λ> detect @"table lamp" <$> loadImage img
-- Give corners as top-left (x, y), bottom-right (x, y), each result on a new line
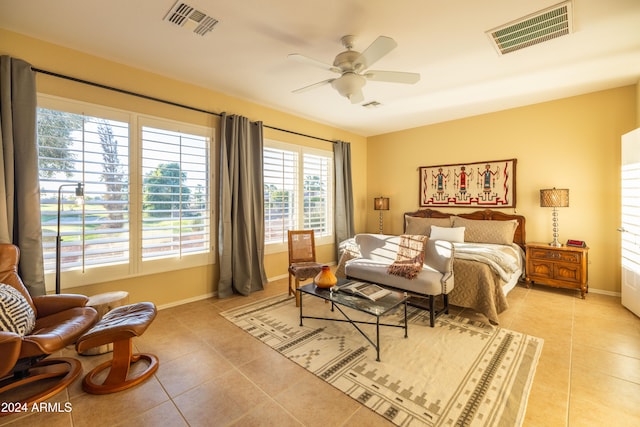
top-left (539, 187), bottom-right (569, 247)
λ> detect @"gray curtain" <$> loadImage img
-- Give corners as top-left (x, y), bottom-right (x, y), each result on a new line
top-left (0, 56), bottom-right (45, 296)
top-left (218, 113), bottom-right (267, 297)
top-left (334, 140), bottom-right (355, 258)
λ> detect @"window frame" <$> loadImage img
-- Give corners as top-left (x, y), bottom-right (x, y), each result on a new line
top-left (37, 95), bottom-right (215, 290)
top-left (263, 139), bottom-right (334, 255)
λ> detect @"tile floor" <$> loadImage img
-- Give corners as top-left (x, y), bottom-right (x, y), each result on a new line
top-left (1, 279), bottom-right (639, 426)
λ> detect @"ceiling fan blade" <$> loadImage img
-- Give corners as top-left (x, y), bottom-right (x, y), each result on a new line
top-left (365, 70), bottom-right (421, 84)
top-left (288, 53), bottom-right (341, 73)
top-left (292, 78), bottom-right (335, 94)
top-left (348, 89), bottom-right (364, 104)
top-left (355, 36), bottom-right (397, 70)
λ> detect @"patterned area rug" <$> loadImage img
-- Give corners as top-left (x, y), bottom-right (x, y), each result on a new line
top-left (221, 294), bottom-right (543, 427)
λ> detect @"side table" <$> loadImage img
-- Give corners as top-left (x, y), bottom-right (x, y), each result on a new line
top-left (79, 291), bottom-right (130, 355)
top-left (525, 242), bottom-right (589, 298)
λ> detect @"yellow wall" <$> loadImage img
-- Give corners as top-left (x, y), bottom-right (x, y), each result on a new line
top-left (0, 29), bottom-right (368, 306)
top-left (368, 86), bottom-right (637, 294)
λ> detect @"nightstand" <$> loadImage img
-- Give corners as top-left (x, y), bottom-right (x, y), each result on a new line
top-left (525, 242), bottom-right (589, 298)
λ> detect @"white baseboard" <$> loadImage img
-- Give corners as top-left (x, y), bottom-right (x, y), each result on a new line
top-left (157, 292), bottom-right (217, 310)
top-left (588, 288), bottom-right (621, 297)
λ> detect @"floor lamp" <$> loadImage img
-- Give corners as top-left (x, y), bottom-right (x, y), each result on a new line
top-left (374, 196), bottom-right (389, 234)
top-left (56, 183), bottom-right (84, 294)
top-left (540, 187), bottom-right (569, 247)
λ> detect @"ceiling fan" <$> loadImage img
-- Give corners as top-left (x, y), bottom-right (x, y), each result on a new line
top-left (289, 35), bottom-right (420, 104)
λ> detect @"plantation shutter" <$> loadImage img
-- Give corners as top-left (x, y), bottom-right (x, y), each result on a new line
top-left (141, 126), bottom-right (210, 259)
top-left (37, 108), bottom-right (130, 272)
top-left (303, 153), bottom-right (331, 236)
top-left (263, 147), bottom-right (297, 244)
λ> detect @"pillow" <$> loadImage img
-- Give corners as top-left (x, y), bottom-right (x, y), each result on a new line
top-left (430, 225), bottom-right (465, 243)
top-left (404, 216), bottom-right (452, 236)
top-left (0, 283), bottom-right (36, 336)
top-left (451, 217), bottom-right (518, 245)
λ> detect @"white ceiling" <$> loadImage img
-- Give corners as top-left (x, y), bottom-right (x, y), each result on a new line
top-left (1, 0), bottom-right (639, 136)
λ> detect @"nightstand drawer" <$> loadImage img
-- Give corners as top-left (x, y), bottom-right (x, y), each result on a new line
top-left (529, 248), bottom-right (582, 264)
top-left (554, 263), bottom-right (583, 284)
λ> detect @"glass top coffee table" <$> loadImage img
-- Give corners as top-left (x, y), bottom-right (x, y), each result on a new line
top-left (298, 278), bottom-right (408, 361)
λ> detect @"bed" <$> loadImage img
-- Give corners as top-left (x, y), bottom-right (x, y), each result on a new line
top-left (403, 208), bottom-right (526, 324)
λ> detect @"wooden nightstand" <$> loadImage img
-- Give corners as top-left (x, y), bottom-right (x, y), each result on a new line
top-left (525, 242), bottom-right (589, 298)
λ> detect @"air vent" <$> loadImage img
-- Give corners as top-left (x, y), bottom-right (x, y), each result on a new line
top-left (487, 1), bottom-right (572, 55)
top-left (164, 1), bottom-right (219, 36)
top-left (362, 101), bottom-right (382, 109)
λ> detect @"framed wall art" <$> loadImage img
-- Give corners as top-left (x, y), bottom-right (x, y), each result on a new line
top-left (419, 158), bottom-right (516, 208)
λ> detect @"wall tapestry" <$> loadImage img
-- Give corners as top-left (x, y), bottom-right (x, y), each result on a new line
top-left (419, 158), bottom-right (516, 208)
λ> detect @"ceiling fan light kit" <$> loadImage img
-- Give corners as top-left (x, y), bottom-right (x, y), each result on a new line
top-left (290, 35), bottom-right (420, 104)
top-left (331, 73), bottom-right (366, 104)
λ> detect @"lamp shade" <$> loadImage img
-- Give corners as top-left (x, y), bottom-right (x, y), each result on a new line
top-left (540, 188), bottom-right (569, 208)
top-left (374, 197), bottom-right (389, 210)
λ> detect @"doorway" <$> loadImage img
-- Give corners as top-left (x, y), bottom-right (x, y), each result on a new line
top-left (621, 128), bottom-right (640, 317)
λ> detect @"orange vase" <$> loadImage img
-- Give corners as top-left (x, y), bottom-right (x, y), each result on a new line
top-left (314, 265), bottom-right (337, 288)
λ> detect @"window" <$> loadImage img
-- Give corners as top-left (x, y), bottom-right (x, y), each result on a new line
top-left (141, 119), bottom-right (210, 260)
top-left (37, 96), bottom-right (213, 288)
top-left (264, 140), bottom-right (333, 250)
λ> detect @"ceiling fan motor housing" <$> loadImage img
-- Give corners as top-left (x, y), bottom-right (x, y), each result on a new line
top-left (333, 50), bottom-right (363, 72)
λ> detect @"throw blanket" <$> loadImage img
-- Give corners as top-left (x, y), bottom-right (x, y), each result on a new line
top-left (387, 234), bottom-right (427, 279)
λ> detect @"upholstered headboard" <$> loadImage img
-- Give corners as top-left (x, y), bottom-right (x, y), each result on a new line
top-left (403, 208), bottom-right (526, 251)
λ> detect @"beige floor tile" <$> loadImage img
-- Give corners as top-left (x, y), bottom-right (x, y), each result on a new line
top-left (273, 373), bottom-right (361, 427)
top-left (203, 325), bottom-right (278, 366)
top-left (172, 369), bottom-right (268, 426)
top-left (116, 400), bottom-right (188, 427)
top-left (569, 368), bottom-right (640, 426)
top-left (155, 346), bottom-right (234, 397)
top-left (69, 377), bottom-right (169, 427)
top-left (572, 343), bottom-right (640, 385)
top-left (228, 399), bottom-right (303, 427)
top-left (235, 347), bottom-right (308, 396)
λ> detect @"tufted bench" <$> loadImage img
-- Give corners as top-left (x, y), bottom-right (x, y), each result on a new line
top-left (75, 302), bottom-right (158, 394)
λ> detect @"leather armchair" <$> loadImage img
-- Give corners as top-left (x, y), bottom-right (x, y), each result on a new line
top-left (0, 244), bottom-right (98, 408)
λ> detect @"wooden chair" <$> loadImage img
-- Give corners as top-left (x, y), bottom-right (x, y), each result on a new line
top-left (288, 230), bottom-right (323, 306)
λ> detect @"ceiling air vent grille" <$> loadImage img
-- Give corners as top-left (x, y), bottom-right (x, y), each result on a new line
top-left (164, 1), bottom-right (219, 36)
top-left (487, 1), bottom-right (572, 55)
top-left (362, 101), bottom-right (382, 109)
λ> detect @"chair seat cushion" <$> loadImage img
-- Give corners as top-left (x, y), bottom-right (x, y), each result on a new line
top-left (289, 262), bottom-right (323, 279)
top-left (20, 307), bottom-right (98, 356)
top-left (0, 283), bottom-right (36, 336)
top-left (345, 259), bottom-right (447, 295)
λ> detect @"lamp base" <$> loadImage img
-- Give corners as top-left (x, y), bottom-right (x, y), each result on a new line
top-left (549, 241), bottom-right (563, 247)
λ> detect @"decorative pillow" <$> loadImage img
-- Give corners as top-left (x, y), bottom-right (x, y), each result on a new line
top-left (451, 217), bottom-right (518, 245)
top-left (405, 216), bottom-right (452, 236)
top-left (430, 225), bottom-right (465, 243)
top-left (0, 283), bottom-right (36, 336)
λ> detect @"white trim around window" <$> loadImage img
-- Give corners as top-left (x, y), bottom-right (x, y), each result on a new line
top-left (37, 95), bottom-right (214, 291)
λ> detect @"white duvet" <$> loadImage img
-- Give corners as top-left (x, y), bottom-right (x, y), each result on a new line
top-left (452, 242), bottom-right (525, 282)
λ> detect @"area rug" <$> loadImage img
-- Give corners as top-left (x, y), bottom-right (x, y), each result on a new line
top-left (221, 294), bottom-right (543, 427)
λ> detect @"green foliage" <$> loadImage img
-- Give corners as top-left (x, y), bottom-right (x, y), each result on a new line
top-left (37, 108), bottom-right (81, 178)
top-left (143, 162), bottom-right (191, 217)
top-left (98, 121), bottom-right (128, 226)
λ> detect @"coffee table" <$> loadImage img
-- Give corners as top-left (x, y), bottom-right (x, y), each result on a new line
top-left (298, 278), bottom-right (408, 361)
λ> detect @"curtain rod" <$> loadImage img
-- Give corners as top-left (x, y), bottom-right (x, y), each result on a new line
top-left (32, 67), bottom-right (337, 144)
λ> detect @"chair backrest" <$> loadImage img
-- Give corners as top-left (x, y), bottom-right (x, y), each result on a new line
top-left (288, 230), bottom-right (317, 264)
top-left (0, 244), bottom-right (35, 312)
